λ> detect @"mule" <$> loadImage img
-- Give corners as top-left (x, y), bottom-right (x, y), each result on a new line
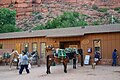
top-left (9, 50), bottom-right (19, 70)
top-left (46, 48), bottom-right (83, 74)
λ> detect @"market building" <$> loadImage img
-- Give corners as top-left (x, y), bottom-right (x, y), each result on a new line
top-left (0, 24), bottom-right (120, 65)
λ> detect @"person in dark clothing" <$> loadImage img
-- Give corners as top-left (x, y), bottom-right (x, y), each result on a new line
top-left (112, 49), bottom-right (117, 66)
top-left (78, 49), bottom-right (84, 66)
top-left (94, 51), bottom-right (100, 65)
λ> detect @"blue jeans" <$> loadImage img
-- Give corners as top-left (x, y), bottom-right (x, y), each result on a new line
top-left (19, 65), bottom-right (30, 74)
top-left (112, 59), bottom-right (117, 66)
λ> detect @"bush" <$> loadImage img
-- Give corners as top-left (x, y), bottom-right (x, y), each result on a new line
top-left (81, 4), bottom-right (88, 8)
top-left (114, 7), bottom-right (120, 11)
top-left (33, 24), bottom-right (45, 30)
top-left (109, 16), bottom-right (120, 24)
top-left (33, 12), bottom-right (88, 30)
top-left (97, 8), bottom-right (108, 13)
top-left (118, 10), bottom-right (120, 13)
top-left (92, 21), bottom-right (101, 25)
top-left (92, 5), bottom-right (98, 10)
top-left (0, 24), bottom-right (21, 33)
top-left (113, 7), bottom-right (120, 14)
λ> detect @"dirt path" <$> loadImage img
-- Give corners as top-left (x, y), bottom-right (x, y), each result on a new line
top-left (0, 64), bottom-right (120, 80)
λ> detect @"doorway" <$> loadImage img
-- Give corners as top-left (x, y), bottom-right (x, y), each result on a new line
top-left (93, 39), bottom-right (102, 58)
top-left (15, 43), bottom-right (21, 54)
top-left (40, 42), bottom-right (46, 64)
top-left (60, 41), bottom-right (80, 49)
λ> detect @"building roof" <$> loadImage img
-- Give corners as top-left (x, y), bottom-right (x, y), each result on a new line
top-left (0, 24), bottom-right (120, 39)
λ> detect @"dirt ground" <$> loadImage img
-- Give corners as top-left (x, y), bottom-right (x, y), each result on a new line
top-left (0, 64), bottom-right (120, 80)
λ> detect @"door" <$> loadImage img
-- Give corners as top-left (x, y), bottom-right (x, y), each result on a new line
top-left (60, 41), bottom-right (80, 49)
top-left (40, 42), bottom-right (46, 64)
top-left (15, 43), bottom-right (21, 54)
top-left (24, 43), bottom-right (29, 53)
top-left (93, 40), bottom-right (102, 58)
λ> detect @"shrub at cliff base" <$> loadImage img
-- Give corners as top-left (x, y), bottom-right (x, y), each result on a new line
top-left (33, 12), bottom-right (88, 30)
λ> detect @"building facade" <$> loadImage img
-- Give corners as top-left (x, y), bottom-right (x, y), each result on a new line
top-left (0, 24), bottom-right (120, 65)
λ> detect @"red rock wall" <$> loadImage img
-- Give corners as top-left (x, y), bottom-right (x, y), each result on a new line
top-left (0, 0), bottom-right (120, 20)
top-left (95, 0), bottom-right (120, 8)
top-left (15, 0), bottom-right (33, 19)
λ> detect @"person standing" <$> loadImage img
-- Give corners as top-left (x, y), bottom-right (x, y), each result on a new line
top-left (19, 51), bottom-right (30, 74)
top-left (112, 49), bottom-right (117, 66)
top-left (94, 51), bottom-right (100, 65)
top-left (78, 49), bottom-right (84, 66)
top-left (18, 53), bottom-right (23, 69)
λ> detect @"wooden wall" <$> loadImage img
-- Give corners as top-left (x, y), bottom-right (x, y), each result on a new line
top-left (0, 32), bottom-right (120, 65)
top-left (81, 32), bottom-right (120, 65)
top-left (0, 37), bottom-right (46, 54)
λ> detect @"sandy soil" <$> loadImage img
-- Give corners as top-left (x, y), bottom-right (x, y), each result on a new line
top-left (0, 64), bottom-right (120, 80)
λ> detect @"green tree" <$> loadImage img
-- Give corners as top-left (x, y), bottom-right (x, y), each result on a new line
top-left (33, 12), bottom-right (88, 30)
top-left (0, 8), bottom-right (21, 33)
top-left (0, 24), bottom-right (21, 33)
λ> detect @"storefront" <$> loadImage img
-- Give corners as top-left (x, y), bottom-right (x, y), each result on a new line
top-left (0, 24), bottom-right (120, 64)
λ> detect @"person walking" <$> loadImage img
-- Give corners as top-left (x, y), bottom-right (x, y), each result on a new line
top-left (112, 49), bottom-right (118, 66)
top-left (19, 51), bottom-right (30, 74)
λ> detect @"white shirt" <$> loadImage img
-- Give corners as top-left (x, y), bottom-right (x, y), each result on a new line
top-left (18, 54), bottom-right (23, 63)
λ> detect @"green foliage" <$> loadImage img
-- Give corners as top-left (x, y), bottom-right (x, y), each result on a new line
top-left (92, 6), bottom-right (108, 13)
top-left (46, 12), bottom-right (87, 29)
top-left (114, 7), bottom-right (120, 14)
top-left (0, 8), bottom-right (16, 25)
top-left (114, 7), bottom-right (120, 11)
top-left (92, 5), bottom-right (98, 10)
top-left (97, 8), bottom-right (108, 13)
top-left (108, 16), bottom-right (120, 24)
top-left (0, 8), bottom-right (21, 33)
top-left (118, 10), bottom-right (120, 13)
top-left (92, 20), bottom-right (101, 25)
top-left (0, 24), bottom-right (21, 33)
top-left (33, 24), bottom-right (45, 30)
top-left (33, 12), bottom-right (88, 30)
top-left (81, 4), bottom-right (88, 8)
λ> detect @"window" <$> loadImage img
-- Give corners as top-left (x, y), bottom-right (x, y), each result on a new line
top-left (40, 42), bottom-right (46, 58)
top-left (93, 40), bottom-right (101, 52)
top-left (0, 44), bottom-right (3, 49)
top-left (93, 40), bottom-right (102, 58)
top-left (32, 42), bottom-right (37, 51)
top-left (24, 43), bottom-right (29, 52)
